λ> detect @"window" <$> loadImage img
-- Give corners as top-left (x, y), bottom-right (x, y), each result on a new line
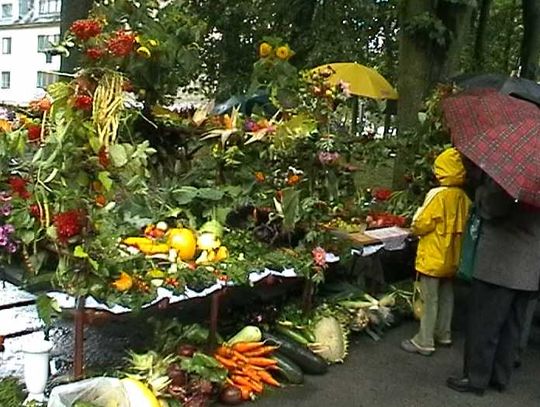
top-left (1, 3), bottom-right (13, 19)
top-left (1, 71), bottom-right (10, 89)
top-left (2, 37), bottom-right (11, 54)
top-left (37, 34), bottom-right (59, 52)
top-left (36, 71), bottom-right (58, 88)
top-left (38, 0), bottom-right (60, 14)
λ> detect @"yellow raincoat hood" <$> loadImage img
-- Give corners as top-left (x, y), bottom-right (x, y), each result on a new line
top-left (433, 147), bottom-right (466, 186)
top-left (412, 147), bottom-right (471, 278)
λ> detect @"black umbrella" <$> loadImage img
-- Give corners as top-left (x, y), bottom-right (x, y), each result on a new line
top-left (451, 73), bottom-right (540, 107)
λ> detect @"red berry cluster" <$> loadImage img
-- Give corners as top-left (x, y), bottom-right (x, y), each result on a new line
top-left (27, 124), bottom-right (42, 142)
top-left (107, 31), bottom-right (136, 57)
top-left (73, 94), bottom-right (93, 111)
top-left (8, 176), bottom-right (31, 200)
top-left (70, 19), bottom-right (102, 41)
top-left (54, 209), bottom-right (86, 243)
top-left (85, 47), bottom-right (105, 60)
top-left (372, 187), bottom-right (393, 202)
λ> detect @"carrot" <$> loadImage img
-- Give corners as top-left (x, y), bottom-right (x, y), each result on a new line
top-left (216, 346), bottom-right (248, 363)
top-left (244, 345), bottom-right (280, 357)
top-left (239, 366), bottom-right (263, 382)
top-left (247, 357), bottom-right (278, 367)
top-left (239, 386), bottom-right (253, 400)
top-left (214, 354), bottom-right (236, 369)
top-left (232, 341), bottom-right (265, 353)
top-left (248, 378), bottom-right (264, 394)
top-left (257, 370), bottom-right (281, 387)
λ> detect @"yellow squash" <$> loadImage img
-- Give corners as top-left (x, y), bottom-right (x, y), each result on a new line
top-left (167, 228), bottom-right (197, 260)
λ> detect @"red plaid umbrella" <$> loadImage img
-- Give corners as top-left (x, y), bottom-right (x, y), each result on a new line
top-left (442, 89), bottom-right (540, 206)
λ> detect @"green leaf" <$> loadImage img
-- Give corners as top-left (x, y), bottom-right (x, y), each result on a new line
top-left (281, 187), bottom-right (300, 231)
top-left (98, 171), bottom-right (113, 191)
top-left (109, 144), bottom-right (129, 167)
top-left (36, 294), bottom-right (60, 326)
top-left (20, 230), bottom-right (35, 245)
top-left (172, 186), bottom-right (198, 205)
top-left (197, 188), bottom-right (224, 201)
top-left (73, 245), bottom-right (88, 258)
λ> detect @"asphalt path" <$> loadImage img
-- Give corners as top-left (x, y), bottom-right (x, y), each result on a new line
top-left (252, 307), bottom-right (540, 407)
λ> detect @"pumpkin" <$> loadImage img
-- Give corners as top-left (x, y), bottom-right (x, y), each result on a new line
top-left (167, 228), bottom-right (197, 260)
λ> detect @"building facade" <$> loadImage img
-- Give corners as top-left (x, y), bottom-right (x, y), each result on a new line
top-left (0, 0), bottom-right (61, 105)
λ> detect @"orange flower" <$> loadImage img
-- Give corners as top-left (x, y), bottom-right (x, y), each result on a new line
top-left (95, 194), bottom-right (106, 207)
top-left (255, 172), bottom-right (266, 183)
top-left (286, 174), bottom-right (301, 186)
top-left (29, 98), bottom-right (51, 112)
top-left (112, 272), bottom-right (133, 292)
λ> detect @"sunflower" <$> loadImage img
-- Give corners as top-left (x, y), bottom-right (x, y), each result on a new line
top-left (259, 42), bottom-right (273, 58)
top-left (276, 45), bottom-right (290, 60)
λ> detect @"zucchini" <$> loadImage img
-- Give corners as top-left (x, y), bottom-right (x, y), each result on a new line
top-left (263, 331), bottom-right (328, 375)
top-left (275, 325), bottom-right (310, 345)
top-left (273, 353), bottom-right (304, 384)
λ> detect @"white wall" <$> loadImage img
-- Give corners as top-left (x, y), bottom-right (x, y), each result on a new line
top-left (0, 24), bottom-right (60, 104)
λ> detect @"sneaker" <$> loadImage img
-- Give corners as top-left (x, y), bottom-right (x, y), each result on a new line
top-left (400, 339), bottom-right (434, 356)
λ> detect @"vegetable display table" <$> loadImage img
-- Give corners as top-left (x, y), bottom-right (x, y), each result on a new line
top-left (47, 258), bottom-right (339, 378)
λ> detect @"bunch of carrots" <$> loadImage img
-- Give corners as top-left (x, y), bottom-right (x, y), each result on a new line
top-left (214, 341), bottom-right (280, 400)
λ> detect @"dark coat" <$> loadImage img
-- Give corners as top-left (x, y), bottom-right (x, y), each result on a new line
top-left (473, 179), bottom-right (540, 292)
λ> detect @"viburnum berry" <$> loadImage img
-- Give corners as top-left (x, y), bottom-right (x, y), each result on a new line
top-left (85, 47), bottom-right (105, 60)
top-left (73, 94), bottom-right (93, 111)
top-left (70, 19), bottom-right (102, 41)
top-left (107, 30), bottom-right (136, 57)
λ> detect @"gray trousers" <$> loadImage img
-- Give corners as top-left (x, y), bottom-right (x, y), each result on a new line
top-left (412, 274), bottom-right (454, 350)
top-left (464, 279), bottom-right (535, 389)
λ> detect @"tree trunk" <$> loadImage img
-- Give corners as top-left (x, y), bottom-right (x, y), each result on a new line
top-left (520, 0), bottom-right (540, 80)
top-left (473, 0), bottom-right (493, 71)
top-left (504, 0), bottom-right (518, 73)
top-left (438, 2), bottom-right (474, 79)
top-left (393, 0), bottom-right (438, 188)
top-left (60, 0), bottom-right (94, 74)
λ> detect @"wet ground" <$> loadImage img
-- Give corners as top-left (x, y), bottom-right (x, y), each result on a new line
top-left (2, 280), bottom-right (540, 406)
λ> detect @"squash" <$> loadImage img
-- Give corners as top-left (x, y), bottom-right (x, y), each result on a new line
top-left (121, 378), bottom-right (160, 407)
top-left (167, 228), bottom-right (197, 260)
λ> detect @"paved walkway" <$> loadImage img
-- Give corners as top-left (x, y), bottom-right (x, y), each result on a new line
top-left (253, 321), bottom-right (540, 407)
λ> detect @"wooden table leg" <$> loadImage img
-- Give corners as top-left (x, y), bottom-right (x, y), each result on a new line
top-left (302, 279), bottom-right (314, 315)
top-left (208, 291), bottom-right (221, 349)
top-left (73, 296), bottom-right (86, 379)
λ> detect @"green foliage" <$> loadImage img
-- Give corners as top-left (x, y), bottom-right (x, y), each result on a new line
top-left (180, 352), bottom-right (228, 383)
top-left (0, 378), bottom-right (25, 407)
top-left (403, 12), bottom-right (451, 49)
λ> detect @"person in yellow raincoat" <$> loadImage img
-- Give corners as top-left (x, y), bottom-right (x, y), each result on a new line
top-left (401, 147), bottom-right (471, 356)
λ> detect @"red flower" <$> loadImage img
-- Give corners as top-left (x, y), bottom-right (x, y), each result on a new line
top-left (70, 19), bottom-right (102, 41)
top-left (29, 203), bottom-right (43, 219)
top-left (73, 94), bottom-right (93, 111)
top-left (85, 47), bottom-right (105, 60)
top-left (54, 209), bottom-right (86, 243)
top-left (98, 146), bottom-right (109, 168)
top-left (8, 176), bottom-right (31, 199)
top-left (27, 124), bottom-right (42, 142)
top-left (372, 187), bottom-right (393, 201)
top-left (107, 31), bottom-right (136, 57)
top-left (312, 246), bottom-right (327, 268)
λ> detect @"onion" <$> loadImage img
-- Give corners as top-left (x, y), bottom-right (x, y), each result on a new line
top-left (177, 343), bottom-right (197, 358)
top-left (219, 385), bottom-right (243, 405)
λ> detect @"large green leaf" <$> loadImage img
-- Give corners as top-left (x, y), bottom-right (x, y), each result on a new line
top-left (109, 144), bottom-right (129, 167)
top-left (281, 187), bottom-right (300, 231)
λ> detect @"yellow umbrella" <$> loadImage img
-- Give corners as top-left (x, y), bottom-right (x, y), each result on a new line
top-left (312, 62), bottom-right (398, 100)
